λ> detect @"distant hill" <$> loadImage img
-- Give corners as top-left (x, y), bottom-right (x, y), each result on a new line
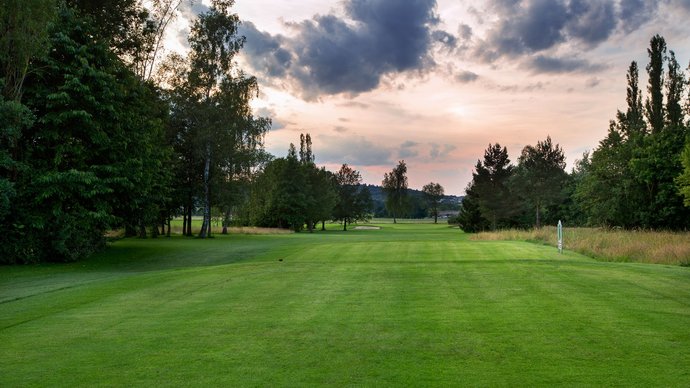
top-left (361, 184), bottom-right (463, 218)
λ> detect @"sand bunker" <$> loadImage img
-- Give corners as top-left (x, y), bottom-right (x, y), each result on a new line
top-left (353, 226), bottom-right (381, 230)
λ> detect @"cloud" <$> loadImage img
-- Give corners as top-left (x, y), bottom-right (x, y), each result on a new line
top-left (432, 30), bottom-right (457, 50)
top-left (495, 81), bottom-right (546, 93)
top-left (458, 24), bottom-right (473, 40)
top-left (334, 126), bottom-right (349, 133)
top-left (239, 0), bottom-right (444, 98)
top-left (254, 107), bottom-right (285, 130)
top-left (455, 70), bottom-right (479, 83)
top-left (338, 101), bottom-right (370, 109)
top-left (585, 77), bottom-right (601, 88)
top-left (430, 143), bottom-right (456, 160)
top-left (676, 0), bottom-right (690, 13)
top-left (399, 140), bottom-right (420, 158)
top-left (618, 0), bottom-right (659, 32)
top-left (239, 22), bottom-right (292, 78)
top-left (475, 0), bottom-right (655, 64)
top-left (566, 0), bottom-right (616, 45)
top-left (486, 0), bottom-right (570, 56)
top-left (524, 55), bottom-right (607, 74)
top-left (317, 135), bottom-right (392, 165)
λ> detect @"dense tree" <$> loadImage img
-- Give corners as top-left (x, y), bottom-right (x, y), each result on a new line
top-left (65, 0), bottom-right (155, 68)
top-left (456, 181), bottom-right (487, 232)
top-left (0, 0), bottom-right (56, 101)
top-left (472, 143), bottom-right (515, 230)
top-left (246, 137), bottom-right (336, 232)
top-left (422, 182), bottom-right (444, 223)
top-left (382, 160), bottom-right (408, 223)
top-left (645, 35), bottom-right (666, 134)
top-left (249, 146), bottom-right (307, 231)
top-left (162, 0), bottom-right (269, 238)
top-left (678, 141), bottom-right (690, 206)
top-left (333, 164), bottom-right (372, 231)
top-left (512, 137), bottom-right (568, 228)
top-left (0, 6), bottom-right (171, 263)
top-left (575, 35), bottom-right (690, 229)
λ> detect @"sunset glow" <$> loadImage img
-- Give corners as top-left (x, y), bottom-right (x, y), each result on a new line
top-left (172, 0), bottom-right (690, 194)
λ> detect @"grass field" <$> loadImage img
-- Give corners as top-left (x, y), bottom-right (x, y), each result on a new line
top-left (2, 223), bottom-right (689, 386)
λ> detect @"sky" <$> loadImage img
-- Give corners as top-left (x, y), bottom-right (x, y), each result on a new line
top-left (168, 0), bottom-right (690, 195)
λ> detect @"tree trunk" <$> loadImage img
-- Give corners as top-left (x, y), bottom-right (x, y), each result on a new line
top-left (199, 141), bottom-right (212, 238)
top-left (166, 217), bottom-right (171, 237)
top-left (186, 201), bottom-right (193, 236)
top-left (535, 205), bottom-right (541, 229)
top-left (321, 220), bottom-right (326, 231)
top-left (222, 209), bottom-right (231, 234)
top-left (343, 219), bottom-right (347, 231)
top-left (138, 218), bottom-right (147, 238)
top-left (182, 206), bottom-right (187, 236)
top-left (434, 214), bottom-right (438, 224)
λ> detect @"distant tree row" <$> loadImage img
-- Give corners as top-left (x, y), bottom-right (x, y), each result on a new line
top-left (379, 160), bottom-right (447, 223)
top-left (458, 35), bottom-right (690, 232)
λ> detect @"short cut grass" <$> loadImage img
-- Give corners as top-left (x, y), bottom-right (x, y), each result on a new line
top-left (2, 223), bottom-right (689, 386)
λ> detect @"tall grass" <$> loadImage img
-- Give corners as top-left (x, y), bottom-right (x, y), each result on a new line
top-left (471, 226), bottom-right (690, 266)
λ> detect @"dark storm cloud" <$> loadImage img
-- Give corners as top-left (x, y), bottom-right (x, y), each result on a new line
top-left (619, 0), bottom-right (659, 32)
top-left (479, 0), bottom-right (656, 66)
top-left (240, 0), bottom-right (443, 98)
top-left (524, 55), bottom-right (607, 74)
top-left (239, 22), bottom-right (291, 78)
top-left (485, 0), bottom-right (571, 57)
top-left (566, 0), bottom-right (616, 45)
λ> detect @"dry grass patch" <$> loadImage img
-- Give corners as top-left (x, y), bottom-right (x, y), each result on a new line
top-left (226, 226), bottom-right (294, 235)
top-left (471, 227), bottom-right (690, 266)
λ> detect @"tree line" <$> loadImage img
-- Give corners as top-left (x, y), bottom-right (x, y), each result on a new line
top-left (0, 0), bottom-right (271, 264)
top-left (458, 35), bottom-right (690, 232)
top-left (3, 2), bottom-right (689, 264)
top-left (0, 0), bottom-right (410, 263)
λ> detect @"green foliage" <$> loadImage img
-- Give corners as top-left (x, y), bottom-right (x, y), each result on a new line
top-left (575, 35), bottom-right (690, 229)
top-left (512, 136), bottom-right (568, 228)
top-left (645, 35), bottom-right (666, 134)
top-left (163, 0), bottom-right (268, 238)
top-left (246, 135), bottom-right (337, 232)
top-left (382, 160), bottom-right (409, 223)
top-left (678, 139), bottom-right (690, 206)
top-left (421, 182), bottom-right (444, 223)
top-left (456, 181), bottom-right (488, 232)
top-left (333, 164), bottom-right (372, 230)
top-left (0, 6), bottom-right (172, 263)
top-left (472, 143), bottom-right (516, 229)
top-left (0, 0), bottom-right (57, 101)
top-left (249, 154), bottom-right (307, 231)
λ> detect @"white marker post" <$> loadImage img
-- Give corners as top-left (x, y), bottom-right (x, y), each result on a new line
top-left (557, 220), bottom-right (563, 254)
